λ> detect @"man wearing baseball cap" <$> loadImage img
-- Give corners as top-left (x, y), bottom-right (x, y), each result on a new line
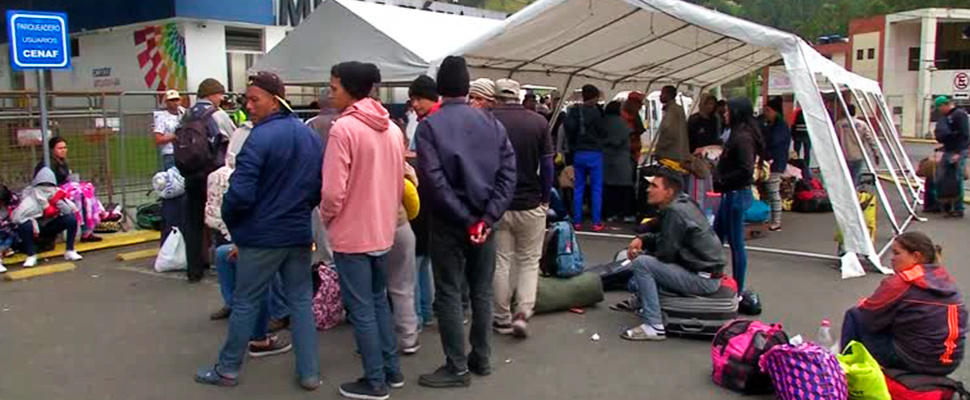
top-left (196, 71), bottom-right (323, 389)
top-left (933, 96), bottom-right (969, 218)
top-left (490, 78), bottom-right (553, 339)
top-left (153, 89), bottom-right (185, 170)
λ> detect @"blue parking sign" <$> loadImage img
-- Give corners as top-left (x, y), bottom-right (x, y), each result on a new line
top-left (7, 10), bottom-right (71, 70)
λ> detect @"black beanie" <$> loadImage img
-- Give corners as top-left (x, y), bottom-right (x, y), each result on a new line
top-left (436, 56), bottom-right (470, 97)
top-left (767, 96), bottom-right (784, 115)
top-left (409, 75), bottom-right (439, 101)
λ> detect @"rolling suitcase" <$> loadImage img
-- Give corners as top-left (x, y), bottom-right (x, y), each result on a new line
top-left (660, 283), bottom-right (739, 338)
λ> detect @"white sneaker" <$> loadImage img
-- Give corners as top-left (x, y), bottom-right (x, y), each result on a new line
top-left (64, 251), bottom-right (83, 262)
top-left (23, 256), bottom-right (38, 268)
top-left (0, 262), bottom-right (6, 273)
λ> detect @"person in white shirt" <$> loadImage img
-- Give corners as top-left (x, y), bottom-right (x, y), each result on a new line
top-left (154, 89), bottom-right (186, 170)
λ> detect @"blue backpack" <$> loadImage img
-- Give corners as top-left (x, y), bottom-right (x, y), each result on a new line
top-left (540, 221), bottom-right (585, 278)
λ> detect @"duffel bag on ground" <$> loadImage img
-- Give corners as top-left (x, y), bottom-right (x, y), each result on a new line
top-left (760, 342), bottom-right (849, 400)
top-left (793, 177), bottom-right (833, 213)
top-left (534, 271), bottom-right (604, 314)
top-left (884, 369), bottom-right (970, 400)
top-left (711, 319), bottom-right (790, 394)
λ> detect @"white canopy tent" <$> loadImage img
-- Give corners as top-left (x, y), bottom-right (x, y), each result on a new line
top-left (442, 0), bottom-right (924, 278)
top-left (255, 0), bottom-right (502, 85)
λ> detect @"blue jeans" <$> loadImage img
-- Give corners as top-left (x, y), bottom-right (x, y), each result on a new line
top-left (633, 255), bottom-right (721, 326)
top-left (714, 189), bottom-right (752, 292)
top-left (17, 212), bottom-right (78, 256)
top-left (573, 150), bottom-right (604, 225)
top-left (215, 244), bottom-right (289, 320)
top-left (848, 159), bottom-right (865, 188)
top-left (793, 135), bottom-right (812, 179)
top-left (215, 247), bottom-right (318, 380)
top-left (161, 152), bottom-right (176, 171)
top-left (335, 252), bottom-right (400, 389)
top-left (414, 255), bottom-right (434, 324)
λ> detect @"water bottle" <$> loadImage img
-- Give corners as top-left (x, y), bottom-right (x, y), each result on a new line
top-left (815, 319), bottom-right (840, 354)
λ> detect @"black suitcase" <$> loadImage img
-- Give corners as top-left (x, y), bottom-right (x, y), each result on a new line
top-left (659, 284), bottom-right (738, 339)
top-left (586, 250), bottom-right (634, 291)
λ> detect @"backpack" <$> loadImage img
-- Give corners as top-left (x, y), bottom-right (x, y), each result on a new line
top-left (136, 201), bottom-right (163, 231)
top-left (759, 342), bottom-right (849, 400)
top-left (174, 107), bottom-right (220, 175)
top-left (312, 264), bottom-right (344, 331)
top-left (793, 177), bottom-right (833, 213)
top-left (711, 319), bottom-right (790, 394)
top-left (884, 369), bottom-right (970, 400)
top-left (539, 221), bottom-right (585, 278)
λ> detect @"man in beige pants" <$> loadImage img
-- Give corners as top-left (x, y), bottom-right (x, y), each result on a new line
top-left (491, 79), bottom-right (554, 338)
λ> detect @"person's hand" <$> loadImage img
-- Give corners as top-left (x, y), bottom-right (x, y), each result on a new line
top-left (228, 246), bottom-right (238, 262)
top-left (468, 221), bottom-right (490, 245)
top-left (627, 237), bottom-right (643, 261)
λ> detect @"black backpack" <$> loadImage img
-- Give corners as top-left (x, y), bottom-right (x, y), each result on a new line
top-left (174, 107), bottom-right (220, 175)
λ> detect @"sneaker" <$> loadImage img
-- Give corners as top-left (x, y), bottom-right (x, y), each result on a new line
top-left (248, 334), bottom-right (293, 358)
top-left (511, 313), bottom-right (528, 339)
top-left (195, 365), bottom-right (238, 387)
top-left (23, 256), bottom-right (38, 268)
top-left (492, 320), bottom-right (513, 335)
top-left (947, 210), bottom-right (965, 219)
top-left (268, 316), bottom-right (290, 333)
top-left (209, 307), bottom-right (231, 321)
top-left (64, 250), bottom-right (83, 262)
top-left (0, 261), bottom-right (6, 274)
top-left (299, 375), bottom-right (322, 391)
top-left (468, 356), bottom-right (492, 377)
top-left (339, 379), bottom-right (389, 400)
top-left (418, 366), bottom-right (471, 388)
top-left (387, 371), bottom-right (405, 389)
top-left (573, 223), bottom-right (583, 231)
top-left (768, 224), bottom-right (782, 232)
top-left (422, 317), bottom-right (435, 327)
top-left (592, 223), bottom-right (606, 232)
top-left (401, 341), bottom-right (421, 356)
top-left (80, 234), bottom-right (103, 243)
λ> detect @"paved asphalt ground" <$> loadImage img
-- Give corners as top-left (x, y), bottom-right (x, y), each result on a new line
top-left (1, 143), bottom-right (968, 400)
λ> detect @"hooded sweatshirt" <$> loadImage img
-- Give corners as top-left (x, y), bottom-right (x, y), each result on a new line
top-left (321, 98), bottom-right (405, 254)
top-left (856, 263), bottom-right (967, 375)
top-left (12, 167), bottom-right (74, 225)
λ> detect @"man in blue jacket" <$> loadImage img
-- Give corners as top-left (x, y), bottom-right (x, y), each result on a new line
top-left (195, 72), bottom-right (323, 391)
top-left (934, 96), bottom-right (969, 218)
top-left (416, 56), bottom-right (517, 388)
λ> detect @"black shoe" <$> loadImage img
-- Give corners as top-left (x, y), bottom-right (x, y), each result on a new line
top-left (248, 334), bottom-right (293, 358)
top-left (339, 379), bottom-right (389, 400)
top-left (187, 274), bottom-right (203, 284)
top-left (209, 307), bottom-right (231, 321)
top-left (387, 371), bottom-right (405, 389)
top-left (947, 210), bottom-right (965, 219)
top-left (418, 366), bottom-right (471, 388)
top-left (468, 356), bottom-right (492, 377)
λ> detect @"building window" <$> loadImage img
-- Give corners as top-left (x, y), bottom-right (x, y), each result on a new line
top-left (857, 49), bottom-right (865, 60)
top-left (70, 38), bottom-right (79, 58)
top-left (909, 47), bottom-right (920, 71)
top-left (225, 27), bottom-right (264, 52)
top-left (868, 48), bottom-right (875, 60)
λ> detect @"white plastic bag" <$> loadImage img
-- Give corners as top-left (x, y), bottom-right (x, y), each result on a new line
top-left (155, 228), bottom-right (187, 272)
top-left (152, 167), bottom-right (185, 199)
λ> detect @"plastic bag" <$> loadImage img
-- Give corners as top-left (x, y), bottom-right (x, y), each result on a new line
top-left (837, 341), bottom-right (891, 400)
top-left (155, 228), bottom-right (187, 272)
top-left (152, 167), bottom-right (185, 199)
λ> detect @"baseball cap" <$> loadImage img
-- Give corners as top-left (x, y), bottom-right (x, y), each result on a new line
top-left (495, 79), bottom-right (520, 99)
top-left (935, 95), bottom-right (951, 109)
top-left (165, 89), bottom-right (181, 101)
top-left (248, 71), bottom-right (293, 113)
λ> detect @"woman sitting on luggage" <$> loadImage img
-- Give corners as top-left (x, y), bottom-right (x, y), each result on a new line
top-left (33, 137), bottom-right (102, 242)
top-left (841, 231), bottom-right (967, 376)
top-left (12, 167), bottom-right (84, 267)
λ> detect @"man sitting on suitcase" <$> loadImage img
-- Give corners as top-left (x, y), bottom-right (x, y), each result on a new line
top-left (620, 169), bottom-right (726, 341)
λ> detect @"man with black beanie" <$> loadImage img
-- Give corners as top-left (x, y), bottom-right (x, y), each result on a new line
top-left (409, 75), bottom-right (440, 121)
top-left (415, 55), bottom-right (517, 388)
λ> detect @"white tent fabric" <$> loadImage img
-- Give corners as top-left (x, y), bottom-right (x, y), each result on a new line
top-left (445, 0), bottom-right (897, 278)
top-left (255, 0), bottom-right (502, 84)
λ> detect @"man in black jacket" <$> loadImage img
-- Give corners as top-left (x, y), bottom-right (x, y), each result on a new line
top-left (619, 169), bottom-right (725, 341)
top-left (564, 84), bottom-right (607, 231)
top-left (934, 96), bottom-right (969, 218)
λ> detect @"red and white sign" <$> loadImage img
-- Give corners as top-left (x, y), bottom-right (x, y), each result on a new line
top-left (955, 72), bottom-right (970, 91)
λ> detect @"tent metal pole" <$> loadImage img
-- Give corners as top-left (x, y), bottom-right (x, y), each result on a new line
top-left (506, 8), bottom-right (642, 76)
top-left (871, 93), bottom-right (924, 199)
top-left (853, 89), bottom-right (922, 206)
top-left (861, 92), bottom-right (925, 210)
top-left (877, 214), bottom-right (915, 258)
top-left (830, 82), bottom-right (902, 234)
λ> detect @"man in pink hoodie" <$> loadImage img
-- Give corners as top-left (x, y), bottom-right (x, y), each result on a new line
top-left (320, 61), bottom-right (405, 400)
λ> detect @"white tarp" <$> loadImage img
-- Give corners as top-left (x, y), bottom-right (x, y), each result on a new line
top-left (255, 0), bottom-right (502, 84)
top-left (445, 0), bottom-right (899, 278)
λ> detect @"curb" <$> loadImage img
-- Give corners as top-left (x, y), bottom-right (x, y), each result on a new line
top-left (115, 248), bottom-right (159, 261)
top-left (4, 262), bottom-right (76, 282)
top-left (901, 138), bottom-right (936, 144)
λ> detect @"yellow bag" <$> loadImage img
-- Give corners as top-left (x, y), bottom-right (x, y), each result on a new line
top-left (837, 341), bottom-right (891, 400)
